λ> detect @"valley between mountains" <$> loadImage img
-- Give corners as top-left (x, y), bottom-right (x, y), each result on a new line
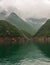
top-left (0, 12), bottom-right (50, 42)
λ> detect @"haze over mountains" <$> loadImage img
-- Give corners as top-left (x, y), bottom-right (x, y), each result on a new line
top-left (27, 18), bottom-right (47, 24)
top-left (6, 13), bottom-right (35, 35)
top-left (0, 10), bottom-right (47, 36)
top-left (26, 18), bottom-right (47, 33)
top-left (0, 10), bottom-right (7, 20)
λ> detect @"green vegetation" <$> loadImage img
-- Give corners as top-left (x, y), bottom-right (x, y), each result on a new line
top-left (21, 30), bottom-right (32, 38)
top-left (34, 19), bottom-right (50, 37)
top-left (0, 20), bottom-right (24, 37)
top-left (6, 13), bottom-right (34, 35)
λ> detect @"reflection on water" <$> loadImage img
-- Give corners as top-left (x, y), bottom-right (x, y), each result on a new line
top-left (0, 41), bottom-right (50, 65)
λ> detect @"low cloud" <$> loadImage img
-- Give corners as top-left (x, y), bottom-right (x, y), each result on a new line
top-left (0, 0), bottom-right (50, 18)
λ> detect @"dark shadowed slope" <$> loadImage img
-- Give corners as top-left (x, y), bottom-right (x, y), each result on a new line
top-left (34, 19), bottom-right (50, 37)
top-left (0, 20), bottom-right (25, 37)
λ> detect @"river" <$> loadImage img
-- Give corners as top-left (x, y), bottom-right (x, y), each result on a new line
top-left (0, 41), bottom-right (50, 65)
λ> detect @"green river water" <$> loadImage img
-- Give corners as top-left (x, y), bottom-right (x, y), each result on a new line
top-left (0, 41), bottom-right (50, 65)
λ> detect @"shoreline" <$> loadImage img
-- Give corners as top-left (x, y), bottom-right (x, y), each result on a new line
top-left (0, 37), bottom-right (50, 42)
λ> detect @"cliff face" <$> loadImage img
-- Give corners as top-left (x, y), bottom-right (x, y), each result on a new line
top-left (34, 19), bottom-right (50, 37)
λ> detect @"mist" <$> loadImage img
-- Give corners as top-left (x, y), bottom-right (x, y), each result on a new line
top-left (0, 0), bottom-right (50, 19)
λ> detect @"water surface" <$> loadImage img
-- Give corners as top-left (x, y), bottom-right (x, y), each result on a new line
top-left (0, 41), bottom-right (50, 65)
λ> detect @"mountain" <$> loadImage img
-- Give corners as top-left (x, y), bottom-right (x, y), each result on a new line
top-left (0, 20), bottom-right (25, 37)
top-left (27, 18), bottom-right (47, 23)
top-left (6, 13), bottom-right (36, 35)
top-left (0, 11), bottom-right (47, 36)
top-left (26, 18), bottom-right (47, 32)
top-left (34, 19), bottom-right (50, 37)
top-left (21, 30), bottom-right (32, 38)
top-left (0, 11), bottom-right (6, 20)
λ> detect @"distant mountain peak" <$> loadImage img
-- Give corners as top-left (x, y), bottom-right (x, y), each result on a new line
top-left (6, 12), bottom-right (35, 35)
top-left (9, 12), bottom-right (17, 16)
top-left (9, 11), bottom-right (19, 17)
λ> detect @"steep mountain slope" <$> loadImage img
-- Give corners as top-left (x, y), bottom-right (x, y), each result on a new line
top-left (34, 19), bottom-right (50, 37)
top-left (0, 20), bottom-right (24, 37)
top-left (0, 11), bottom-right (47, 36)
top-left (6, 13), bottom-right (35, 35)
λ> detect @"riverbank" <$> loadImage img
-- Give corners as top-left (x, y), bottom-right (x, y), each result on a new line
top-left (33, 37), bottom-right (50, 42)
top-left (0, 37), bottom-right (30, 43)
top-left (0, 37), bottom-right (50, 43)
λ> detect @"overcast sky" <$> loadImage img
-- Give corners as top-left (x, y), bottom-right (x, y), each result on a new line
top-left (0, 0), bottom-right (50, 18)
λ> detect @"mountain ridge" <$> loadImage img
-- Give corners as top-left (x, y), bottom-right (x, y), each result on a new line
top-left (0, 20), bottom-right (25, 37)
top-left (34, 19), bottom-right (50, 37)
top-left (6, 12), bottom-right (35, 35)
